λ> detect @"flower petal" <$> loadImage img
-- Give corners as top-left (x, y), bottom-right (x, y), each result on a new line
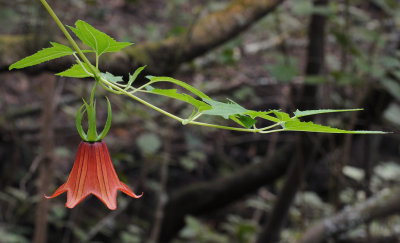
top-left (44, 183), bottom-right (67, 199)
top-left (46, 141), bottom-right (142, 209)
top-left (119, 182), bottom-right (143, 198)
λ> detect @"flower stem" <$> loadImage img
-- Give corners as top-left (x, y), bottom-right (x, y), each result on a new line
top-left (90, 80), bottom-right (98, 106)
top-left (86, 81), bottom-right (99, 141)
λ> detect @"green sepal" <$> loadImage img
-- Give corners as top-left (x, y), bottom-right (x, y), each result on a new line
top-left (97, 97), bottom-right (112, 140)
top-left (75, 104), bottom-right (88, 141)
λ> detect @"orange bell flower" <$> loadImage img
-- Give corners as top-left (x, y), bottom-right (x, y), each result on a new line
top-left (46, 141), bottom-right (142, 210)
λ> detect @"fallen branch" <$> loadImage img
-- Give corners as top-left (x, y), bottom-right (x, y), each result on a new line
top-left (297, 186), bottom-right (400, 243)
top-left (159, 144), bottom-right (294, 242)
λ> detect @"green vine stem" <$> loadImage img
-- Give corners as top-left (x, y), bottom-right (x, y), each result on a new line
top-left (99, 77), bottom-right (283, 133)
top-left (39, 0), bottom-right (99, 78)
top-left (38, 0), bottom-right (268, 134)
top-left (36, 0), bottom-right (383, 136)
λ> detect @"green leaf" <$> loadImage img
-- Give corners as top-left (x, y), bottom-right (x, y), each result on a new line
top-left (100, 72), bottom-right (123, 83)
top-left (147, 76), bottom-right (211, 100)
top-left (232, 115), bottom-right (257, 128)
top-left (69, 20), bottom-right (132, 56)
top-left (202, 99), bottom-right (247, 119)
top-left (150, 88), bottom-right (211, 112)
top-left (282, 120), bottom-right (386, 134)
top-left (272, 110), bottom-right (291, 122)
top-left (9, 42), bottom-right (74, 70)
top-left (245, 110), bottom-right (280, 123)
top-left (145, 85), bottom-right (154, 91)
top-left (293, 108), bottom-right (363, 118)
top-left (56, 63), bottom-right (93, 78)
top-left (125, 66), bottom-right (146, 90)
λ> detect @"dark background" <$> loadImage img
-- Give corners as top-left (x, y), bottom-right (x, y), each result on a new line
top-left (0, 0), bottom-right (399, 242)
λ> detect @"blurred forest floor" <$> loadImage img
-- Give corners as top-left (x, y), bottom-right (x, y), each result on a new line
top-left (1, 0), bottom-right (400, 243)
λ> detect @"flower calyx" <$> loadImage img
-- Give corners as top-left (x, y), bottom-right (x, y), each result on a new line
top-left (76, 96), bottom-right (112, 142)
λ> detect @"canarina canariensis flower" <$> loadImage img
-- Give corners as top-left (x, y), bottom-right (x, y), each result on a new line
top-left (46, 141), bottom-right (142, 210)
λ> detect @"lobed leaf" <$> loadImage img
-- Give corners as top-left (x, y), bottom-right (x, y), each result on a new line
top-left (125, 66), bottom-right (146, 90)
top-left (69, 20), bottom-right (132, 56)
top-left (232, 115), bottom-right (257, 128)
top-left (202, 99), bottom-right (247, 119)
top-left (150, 88), bottom-right (211, 112)
top-left (293, 108), bottom-right (363, 118)
top-left (100, 72), bottom-right (123, 83)
top-left (282, 120), bottom-right (386, 134)
top-left (245, 110), bottom-right (280, 123)
top-left (9, 42), bottom-right (74, 70)
top-left (271, 110), bottom-right (291, 122)
top-left (56, 63), bottom-right (93, 78)
top-left (147, 76), bottom-right (211, 100)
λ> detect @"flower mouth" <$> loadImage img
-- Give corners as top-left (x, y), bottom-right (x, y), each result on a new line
top-left (46, 141), bottom-right (142, 210)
